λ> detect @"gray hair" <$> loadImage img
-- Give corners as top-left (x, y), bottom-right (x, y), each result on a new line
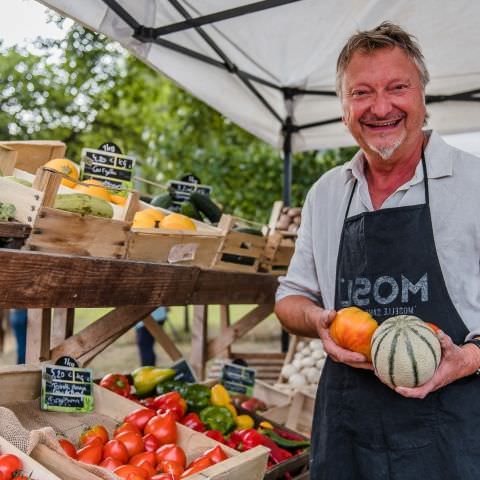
top-left (336, 21), bottom-right (430, 96)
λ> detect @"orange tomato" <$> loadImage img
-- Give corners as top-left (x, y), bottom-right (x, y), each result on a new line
top-left (329, 306), bottom-right (378, 360)
top-left (79, 425), bottom-right (109, 447)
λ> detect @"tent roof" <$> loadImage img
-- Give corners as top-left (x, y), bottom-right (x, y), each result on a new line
top-left (37, 0), bottom-right (480, 152)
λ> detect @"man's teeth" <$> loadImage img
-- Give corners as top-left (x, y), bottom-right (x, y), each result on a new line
top-left (369, 120), bottom-right (400, 127)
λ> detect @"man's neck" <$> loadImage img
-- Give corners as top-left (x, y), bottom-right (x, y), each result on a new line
top-left (364, 134), bottom-right (426, 210)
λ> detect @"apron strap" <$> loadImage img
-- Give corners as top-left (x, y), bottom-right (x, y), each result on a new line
top-left (345, 179), bottom-right (357, 220)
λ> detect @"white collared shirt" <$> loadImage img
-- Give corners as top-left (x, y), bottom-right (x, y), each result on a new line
top-left (276, 131), bottom-right (480, 340)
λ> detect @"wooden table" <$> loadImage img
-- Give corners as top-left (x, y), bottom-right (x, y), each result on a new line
top-left (0, 249), bottom-right (278, 377)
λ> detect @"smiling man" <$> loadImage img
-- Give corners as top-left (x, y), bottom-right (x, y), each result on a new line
top-left (275, 22), bottom-right (480, 479)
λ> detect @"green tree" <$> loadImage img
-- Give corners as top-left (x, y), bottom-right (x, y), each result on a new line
top-left (0, 22), bottom-right (356, 222)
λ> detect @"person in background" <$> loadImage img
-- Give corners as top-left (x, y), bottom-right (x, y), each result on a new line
top-left (135, 306), bottom-right (168, 366)
top-left (275, 22), bottom-right (480, 479)
top-left (9, 309), bottom-right (27, 364)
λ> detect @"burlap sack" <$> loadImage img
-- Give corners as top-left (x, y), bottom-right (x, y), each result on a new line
top-left (0, 401), bottom-right (122, 480)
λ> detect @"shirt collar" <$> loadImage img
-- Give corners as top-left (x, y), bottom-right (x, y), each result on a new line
top-left (341, 130), bottom-right (454, 184)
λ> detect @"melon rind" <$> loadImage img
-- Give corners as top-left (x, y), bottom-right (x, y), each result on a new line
top-left (371, 315), bottom-right (441, 388)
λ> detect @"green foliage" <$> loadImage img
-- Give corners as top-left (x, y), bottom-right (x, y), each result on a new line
top-left (0, 20), bottom-right (357, 222)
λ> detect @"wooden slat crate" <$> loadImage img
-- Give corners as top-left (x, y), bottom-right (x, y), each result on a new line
top-left (0, 158), bottom-right (136, 259)
top-left (126, 200), bottom-right (224, 268)
top-left (0, 140), bottom-right (66, 174)
top-left (212, 215), bottom-right (267, 273)
top-left (0, 365), bottom-right (269, 480)
top-left (0, 435), bottom-right (62, 480)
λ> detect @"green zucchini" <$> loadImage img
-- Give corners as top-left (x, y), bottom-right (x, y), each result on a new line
top-left (232, 226), bottom-right (263, 236)
top-left (180, 201), bottom-right (203, 221)
top-left (189, 192), bottom-right (222, 223)
top-left (151, 193), bottom-right (173, 209)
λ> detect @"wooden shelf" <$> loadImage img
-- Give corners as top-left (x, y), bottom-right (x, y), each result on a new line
top-left (0, 248), bottom-right (278, 309)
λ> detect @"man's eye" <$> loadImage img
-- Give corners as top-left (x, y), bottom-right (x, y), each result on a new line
top-left (352, 90), bottom-right (367, 97)
top-left (394, 84), bottom-right (408, 90)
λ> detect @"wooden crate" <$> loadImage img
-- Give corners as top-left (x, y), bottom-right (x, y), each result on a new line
top-left (126, 200), bottom-right (224, 268)
top-left (212, 215), bottom-right (267, 273)
top-left (0, 365), bottom-right (268, 480)
top-left (0, 140), bottom-right (66, 174)
top-left (0, 435), bottom-right (62, 480)
top-left (0, 160), bottom-right (136, 259)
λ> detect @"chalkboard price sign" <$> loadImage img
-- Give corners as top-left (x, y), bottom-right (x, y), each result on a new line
top-left (41, 364), bottom-right (94, 413)
top-left (80, 148), bottom-right (136, 190)
top-left (167, 180), bottom-right (212, 203)
top-left (221, 362), bottom-right (256, 396)
top-left (171, 359), bottom-right (197, 384)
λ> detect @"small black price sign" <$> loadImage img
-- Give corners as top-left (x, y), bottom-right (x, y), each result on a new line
top-left (167, 180), bottom-right (212, 203)
top-left (221, 362), bottom-right (256, 396)
top-left (41, 364), bottom-right (94, 413)
top-left (80, 147), bottom-right (136, 189)
top-left (171, 359), bottom-right (197, 384)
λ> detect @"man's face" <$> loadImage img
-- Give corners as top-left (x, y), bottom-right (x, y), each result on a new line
top-left (341, 46), bottom-right (426, 161)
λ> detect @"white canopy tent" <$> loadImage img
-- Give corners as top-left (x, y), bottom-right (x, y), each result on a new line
top-left (36, 0), bottom-right (480, 203)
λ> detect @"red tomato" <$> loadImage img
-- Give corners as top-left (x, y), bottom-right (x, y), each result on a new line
top-left (144, 412), bottom-right (177, 445)
top-left (151, 474), bottom-right (174, 480)
top-left (58, 438), bottom-right (77, 459)
top-left (124, 408), bottom-right (156, 432)
top-left (142, 433), bottom-right (160, 452)
top-left (155, 444), bottom-right (186, 468)
top-left (79, 424), bottom-right (109, 447)
top-left (99, 457), bottom-right (123, 472)
top-left (115, 431), bottom-right (144, 458)
top-left (129, 451), bottom-right (156, 468)
top-left (113, 464), bottom-right (148, 479)
top-left (180, 456), bottom-right (213, 478)
top-left (103, 439), bottom-right (129, 463)
top-left (77, 442), bottom-right (103, 465)
top-left (0, 454), bottom-right (22, 480)
top-left (115, 422), bottom-right (142, 437)
top-left (202, 445), bottom-right (228, 464)
top-left (159, 459), bottom-right (184, 477)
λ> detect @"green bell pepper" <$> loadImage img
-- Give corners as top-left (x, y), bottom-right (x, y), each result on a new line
top-left (199, 406), bottom-right (235, 435)
top-left (183, 384), bottom-right (212, 412)
top-left (155, 379), bottom-right (189, 396)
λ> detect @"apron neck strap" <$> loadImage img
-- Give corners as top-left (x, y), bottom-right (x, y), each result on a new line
top-left (345, 140), bottom-right (429, 219)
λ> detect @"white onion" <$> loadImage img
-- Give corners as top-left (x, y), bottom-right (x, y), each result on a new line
top-left (316, 358), bottom-right (326, 369)
top-left (292, 359), bottom-right (303, 370)
top-left (311, 349), bottom-right (325, 360)
top-left (300, 357), bottom-right (315, 368)
top-left (306, 368), bottom-right (321, 384)
top-left (289, 373), bottom-right (307, 388)
top-left (296, 341), bottom-right (306, 352)
top-left (281, 363), bottom-right (298, 379)
top-left (310, 339), bottom-right (324, 351)
top-left (301, 346), bottom-right (311, 356)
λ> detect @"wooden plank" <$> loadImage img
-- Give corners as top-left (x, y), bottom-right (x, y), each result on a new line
top-left (0, 250), bottom-right (278, 308)
top-left (143, 315), bottom-right (183, 361)
top-left (26, 309), bottom-right (51, 363)
top-left (0, 221), bottom-right (30, 239)
top-left (33, 168), bottom-right (61, 208)
top-left (207, 304), bottom-right (274, 359)
top-left (0, 178), bottom-right (43, 225)
top-left (191, 305), bottom-right (208, 380)
top-left (50, 305), bottom-right (154, 363)
top-left (50, 308), bottom-right (75, 349)
top-left (219, 305), bottom-right (231, 358)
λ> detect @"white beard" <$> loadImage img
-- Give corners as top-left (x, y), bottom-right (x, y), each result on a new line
top-left (367, 130), bottom-right (407, 160)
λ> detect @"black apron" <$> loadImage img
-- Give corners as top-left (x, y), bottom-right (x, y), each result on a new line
top-left (310, 153), bottom-right (480, 480)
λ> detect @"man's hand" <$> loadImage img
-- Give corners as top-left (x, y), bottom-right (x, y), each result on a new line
top-left (395, 332), bottom-right (480, 399)
top-left (307, 305), bottom-right (373, 370)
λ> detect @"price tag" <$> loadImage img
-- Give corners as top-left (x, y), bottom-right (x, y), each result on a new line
top-left (41, 364), bottom-right (94, 413)
top-left (80, 147), bottom-right (136, 190)
top-left (171, 359), bottom-right (197, 383)
top-left (168, 243), bottom-right (198, 263)
top-left (221, 362), bottom-right (256, 396)
top-left (167, 180), bottom-right (212, 203)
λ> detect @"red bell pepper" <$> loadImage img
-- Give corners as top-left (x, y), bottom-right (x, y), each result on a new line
top-left (99, 373), bottom-right (131, 397)
top-left (204, 430), bottom-right (226, 444)
top-left (141, 397), bottom-right (157, 410)
top-left (154, 391), bottom-right (187, 421)
top-left (180, 412), bottom-right (206, 432)
top-left (236, 429), bottom-right (292, 464)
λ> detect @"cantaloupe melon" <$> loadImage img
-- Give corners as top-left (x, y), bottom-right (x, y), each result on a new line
top-left (371, 315), bottom-right (441, 388)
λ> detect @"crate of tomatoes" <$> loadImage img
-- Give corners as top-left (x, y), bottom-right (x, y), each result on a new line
top-left (100, 369), bottom-right (311, 480)
top-left (0, 366), bottom-right (268, 480)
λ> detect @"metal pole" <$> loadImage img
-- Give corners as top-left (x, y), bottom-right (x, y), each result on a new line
top-left (282, 120), bottom-right (292, 207)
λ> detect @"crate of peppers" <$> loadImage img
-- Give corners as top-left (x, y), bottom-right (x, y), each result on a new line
top-left (100, 368), bottom-right (311, 480)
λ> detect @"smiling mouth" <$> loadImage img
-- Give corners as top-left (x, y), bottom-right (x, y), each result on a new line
top-left (363, 118), bottom-right (403, 131)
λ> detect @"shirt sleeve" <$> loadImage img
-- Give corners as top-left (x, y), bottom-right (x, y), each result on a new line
top-left (275, 187), bottom-right (323, 305)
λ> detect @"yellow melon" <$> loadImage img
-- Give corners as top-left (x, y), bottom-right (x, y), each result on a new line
top-left (43, 158), bottom-right (79, 188)
top-left (75, 179), bottom-right (111, 201)
top-left (133, 208), bottom-right (166, 228)
top-left (160, 213), bottom-right (196, 231)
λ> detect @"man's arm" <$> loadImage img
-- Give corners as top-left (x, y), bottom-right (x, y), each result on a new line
top-left (275, 295), bottom-right (373, 370)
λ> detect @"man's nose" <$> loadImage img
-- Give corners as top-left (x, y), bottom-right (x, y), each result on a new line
top-left (370, 91), bottom-right (393, 118)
